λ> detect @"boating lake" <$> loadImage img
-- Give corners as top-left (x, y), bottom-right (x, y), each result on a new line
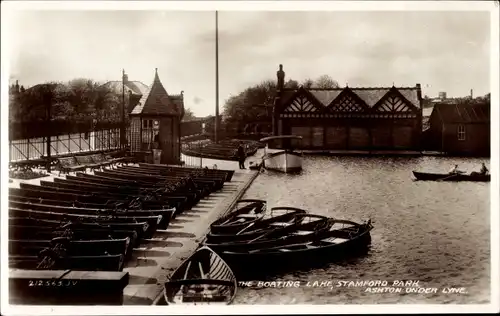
top-left (233, 155), bottom-right (491, 304)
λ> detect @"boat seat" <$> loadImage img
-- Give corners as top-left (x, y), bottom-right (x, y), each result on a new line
top-left (292, 230), bottom-right (313, 236)
top-left (269, 222), bottom-right (292, 227)
top-left (322, 237), bottom-right (349, 244)
top-left (236, 214), bottom-right (260, 219)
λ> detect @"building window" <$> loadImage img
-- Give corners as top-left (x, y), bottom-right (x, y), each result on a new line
top-left (457, 125), bottom-right (466, 141)
top-left (142, 119), bottom-right (153, 129)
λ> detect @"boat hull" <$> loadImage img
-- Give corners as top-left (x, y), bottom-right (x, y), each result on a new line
top-left (262, 150), bottom-right (302, 173)
top-left (412, 171), bottom-right (490, 182)
top-left (163, 246), bottom-right (237, 305)
top-left (220, 224), bottom-right (372, 280)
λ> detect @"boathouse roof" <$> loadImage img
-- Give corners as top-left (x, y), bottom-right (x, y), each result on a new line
top-left (130, 69), bottom-right (184, 117)
top-left (278, 86), bottom-right (422, 110)
top-left (432, 102), bottom-right (490, 124)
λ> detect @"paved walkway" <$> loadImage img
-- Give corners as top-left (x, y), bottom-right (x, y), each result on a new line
top-left (124, 169), bottom-right (258, 305)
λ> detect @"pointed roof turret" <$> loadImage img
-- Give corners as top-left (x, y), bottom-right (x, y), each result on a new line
top-left (130, 69), bottom-right (183, 116)
top-left (154, 68), bottom-right (160, 83)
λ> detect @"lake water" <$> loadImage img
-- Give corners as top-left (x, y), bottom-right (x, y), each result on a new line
top-left (233, 155), bottom-right (491, 304)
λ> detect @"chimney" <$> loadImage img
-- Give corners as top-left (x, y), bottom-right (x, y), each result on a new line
top-left (277, 64), bottom-right (285, 91)
top-left (470, 89), bottom-right (473, 99)
top-left (15, 80), bottom-right (20, 94)
top-left (416, 83), bottom-right (422, 101)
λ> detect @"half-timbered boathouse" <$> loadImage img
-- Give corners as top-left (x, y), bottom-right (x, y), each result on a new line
top-left (272, 65), bottom-right (423, 151)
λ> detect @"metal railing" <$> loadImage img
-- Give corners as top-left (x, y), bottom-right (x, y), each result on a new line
top-left (9, 128), bottom-right (125, 162)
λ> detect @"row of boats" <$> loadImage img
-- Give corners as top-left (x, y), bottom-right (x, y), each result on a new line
top-left (164, 199), bottom-right (373, 305)
top-left (8, 164), bottom-right (234, 272)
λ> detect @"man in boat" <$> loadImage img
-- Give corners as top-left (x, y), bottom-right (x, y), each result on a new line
top-left (471, 163), bottom-right (489, 176)
top-left (448, 164), bottom-right (464, 175)
top-left (237, 143), bottom-right (246, 169)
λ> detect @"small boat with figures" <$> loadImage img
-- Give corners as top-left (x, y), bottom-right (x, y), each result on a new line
top-left (209, 199), bottom-right (267, 235)
top-left (412, 171), bottom-right (490, 182)
top-left (258, 135), bottom-right (303, 173)
top-left (163, 246), bottom-right (237, 305)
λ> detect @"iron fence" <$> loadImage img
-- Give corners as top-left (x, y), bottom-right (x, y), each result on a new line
top-left (9, 128), bottom-right (126, 162)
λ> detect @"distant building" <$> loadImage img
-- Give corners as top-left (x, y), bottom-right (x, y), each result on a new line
top-left (100, 74), bottom-right (149, 113)
top-left (438, 91), bottom-right (447, 100)
top-left (272, 65), bottom-right (423, 151)
top-left (423, 102), bottom-right (490, 156)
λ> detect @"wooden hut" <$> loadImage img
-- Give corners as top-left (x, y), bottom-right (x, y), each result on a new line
top-left (129, 69), bottom-right (184, 164)
top-left (272, 65), bottom-right (423, 151)
top-left (423, 102), bottom-right (490, 156)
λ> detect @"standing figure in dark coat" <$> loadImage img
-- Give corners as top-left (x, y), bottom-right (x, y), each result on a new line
top-left (237, 143), bottom-right (246, 169)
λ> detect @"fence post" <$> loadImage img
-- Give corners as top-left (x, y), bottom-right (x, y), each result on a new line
top-left (27, 138), bottom-right (30, 160)
top-left (199, 141), bottom-right (203, 168)
top-left (46, 135), bottom-right (51, 173)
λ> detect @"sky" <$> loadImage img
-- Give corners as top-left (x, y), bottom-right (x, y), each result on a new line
top-left (7, 9), bottom-right (492, 117)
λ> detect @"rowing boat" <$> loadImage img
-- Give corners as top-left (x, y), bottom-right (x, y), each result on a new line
top-left (163, 246), bottom-right (237, 305)
top-left (205, 207), bottom-right (306, 244)
top-left (9, 237), bottom-right (131, 257)
top-left (220, 219), bottom-right (373, 279)
top-left (412, 171), bottom-right (490, 182)
top-left (209, 199), bottom-right (267, 234)
top-left (204, 214), bottom-right (335, 252)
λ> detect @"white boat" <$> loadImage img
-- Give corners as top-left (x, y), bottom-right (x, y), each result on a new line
top-left (259, 135), bottom-right (303, 173)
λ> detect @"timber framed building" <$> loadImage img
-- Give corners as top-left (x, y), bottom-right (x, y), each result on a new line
top-left (272, 65), bottom-right (423, 151)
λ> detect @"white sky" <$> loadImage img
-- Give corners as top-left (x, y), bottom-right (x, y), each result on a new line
top-left (6, 6), bottom-right (492, 117)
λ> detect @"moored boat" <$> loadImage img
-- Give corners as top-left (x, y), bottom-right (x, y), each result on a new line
top-left (205, 207), bottom-right (307, 244)
top-left (259, 135), bottom-right (303, 173)
top-left (209, 199), bottom-right (267, 234)
top-left (412, 171), bottom-right (490, 182)
top-left (220, 219), bottom-right (373, 279)
top-left (204, 213), bottom-right (335, 252)
top-left (163, 246), bottom-right (237, 305)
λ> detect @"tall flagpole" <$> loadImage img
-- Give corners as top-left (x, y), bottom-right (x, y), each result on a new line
top-left (215, 10), bottom-right (219, 144)
top-left (121, 69), bottom-right (126, 149)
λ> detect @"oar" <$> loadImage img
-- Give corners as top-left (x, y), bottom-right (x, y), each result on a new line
top-left (246, 227), bottom-right (279, 244)
top-left (236, 222), bottom-right (256, 235)
top-left (437, 173), bottom-right (460, 182)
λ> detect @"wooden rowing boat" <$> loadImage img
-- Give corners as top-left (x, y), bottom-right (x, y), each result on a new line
top-left (9, 200), bottom-right (174, 229)
top-left (204, 214), bottom-right (334, 252)
top-left (9, 237), bottom-right (131, 257)
top-left (209, 199), bottom-right (267, 234)
top-left (205, 207), bottom-right (307, 244)
top-left (9, 253), bottom-right (125, 271)
top-left (412, 171), bottom-right (490, 182)
top-left (9, 225), bottom-right (139, 246)
top-left (163, 246), bottom-right (237, 305)
top-left (220, 219), bottom-right (373, 279)
top-left (9, 217), bottom-right (150, 239)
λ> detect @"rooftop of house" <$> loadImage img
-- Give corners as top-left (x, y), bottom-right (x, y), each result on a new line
top-left (432, 102), bottom-right (490, 124)
top-left (100, 79), bottom-right (149, 95)
top-left (279, 85), bottom-right (421, 109)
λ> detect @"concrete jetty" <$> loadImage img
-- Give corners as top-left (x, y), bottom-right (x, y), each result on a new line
top-left (125, 168), bottom-right (258, 305)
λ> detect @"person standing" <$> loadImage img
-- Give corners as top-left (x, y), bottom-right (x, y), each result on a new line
top-left (237, 143), bottom-right (246, 169)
